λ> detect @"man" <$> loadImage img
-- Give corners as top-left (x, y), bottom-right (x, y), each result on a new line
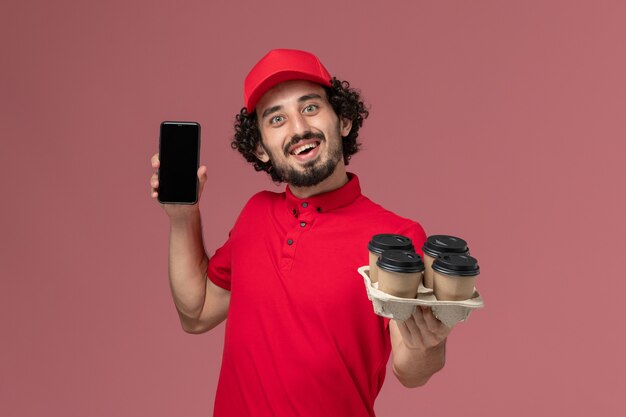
top-left (150, 49), bottom-right (452, 417)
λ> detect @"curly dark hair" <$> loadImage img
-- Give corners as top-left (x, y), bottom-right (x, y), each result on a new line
top-left (231, 77), bottom-right (369, 182)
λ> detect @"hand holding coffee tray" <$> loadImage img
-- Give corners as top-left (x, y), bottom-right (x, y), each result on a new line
top-left (357, 266), bottom-right (484, 328)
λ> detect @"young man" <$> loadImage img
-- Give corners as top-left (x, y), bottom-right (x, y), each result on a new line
top-left (150, 49), bottom-right (452, 417)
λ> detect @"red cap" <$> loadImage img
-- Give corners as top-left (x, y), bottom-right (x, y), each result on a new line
top-left (244, 49), bottom-right (332, 113)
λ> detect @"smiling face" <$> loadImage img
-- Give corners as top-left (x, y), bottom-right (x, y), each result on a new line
top-left (254, 80), bottom-right (352, 188)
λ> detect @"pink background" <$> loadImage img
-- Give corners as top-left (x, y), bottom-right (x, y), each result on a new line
top-left (2, 0), bottom-right (625, 416)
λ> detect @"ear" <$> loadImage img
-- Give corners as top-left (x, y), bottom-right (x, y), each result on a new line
top-left (254, 142), bottom-right (270, 163)
top-left (339, 117), bottom-right (352, 137)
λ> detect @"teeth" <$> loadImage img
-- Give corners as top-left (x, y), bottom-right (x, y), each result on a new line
top-left (293, 142), bottom-right (317, 155)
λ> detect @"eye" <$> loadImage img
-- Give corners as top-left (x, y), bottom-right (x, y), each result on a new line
top-left (303, 104), bottom-right (319, 113)
top-left (269, 115), bottom-right (285, 125)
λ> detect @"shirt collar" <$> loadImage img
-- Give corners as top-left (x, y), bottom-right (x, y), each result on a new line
top-left (285, 173), bottom-right (361, 216)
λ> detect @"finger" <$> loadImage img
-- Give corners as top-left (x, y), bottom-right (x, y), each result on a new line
top-left (394, 319), bottom-right (413, 342)
top-left (197, 166), bottom-right (207, 200)
top-left (197, 165), bottom-right (207, 184)
top-left (419, 306), bottom-right (439, 334)
top-left (151, 153), bottom-right (160, 168)
top-left (412, 308), bottom-right (438, 346)
top-left (150, 174), bottom-right (159, 190)
top-left (421, 306), bottom-right (452, 336)
top-left (403, 314), bottom-right (426, 348)
top-left (151, 179), bottom-right (159, 198)
top-left (404, 312), bottom-right (424, 339)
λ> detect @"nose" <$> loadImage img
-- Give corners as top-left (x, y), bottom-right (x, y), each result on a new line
top-left (289, 112), bottom-right (310, 137)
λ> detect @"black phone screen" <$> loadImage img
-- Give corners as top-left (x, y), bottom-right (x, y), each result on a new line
top-left (158, 121), bottom-right (201, 204)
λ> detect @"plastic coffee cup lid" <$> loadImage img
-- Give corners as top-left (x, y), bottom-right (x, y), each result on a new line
top-left (377, 250), bottom-right (425, 273)
top-left (368, 234), bottom-right (414, 255)
top-left (422, 235), bottom-right (469, 257)
top-left (432, 253), bottom-right (479, 277)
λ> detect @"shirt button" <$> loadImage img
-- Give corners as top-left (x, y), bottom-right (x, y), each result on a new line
top-left (300, 222), bottom-right (306, 227)
top-left (302, 202), bottom-right (308, 208)
top-left (287, 239), bottom-right (293, 245)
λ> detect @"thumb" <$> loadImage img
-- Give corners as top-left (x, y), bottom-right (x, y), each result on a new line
top-left (198, 165), bottom-right (208, 189)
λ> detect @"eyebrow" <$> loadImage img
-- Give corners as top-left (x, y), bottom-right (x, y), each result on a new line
top-left (262, 105), bottom-right (282, 119)
top-left (261, 93), bottom-right (324, 119)
top-left (298, 93), bottom-right (322, 102)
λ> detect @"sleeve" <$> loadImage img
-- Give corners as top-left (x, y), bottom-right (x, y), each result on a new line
top-left (207, 233), bottom-right (233, 291)
top-left (205, 190), bottom-right (269, 291)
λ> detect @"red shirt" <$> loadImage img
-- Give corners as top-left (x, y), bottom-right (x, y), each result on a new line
top-left (208, 174), bottom-right (426, 417)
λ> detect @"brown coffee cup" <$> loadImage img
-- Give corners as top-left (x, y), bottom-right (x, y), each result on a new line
top-left (367, 234), bottom-right (414, 283)
top-left (422, 235), bottom-right (469, 288)
top-left (377, 250), bottom-right (424, 299)
top-left (432, 253), bottom-right (480, 301)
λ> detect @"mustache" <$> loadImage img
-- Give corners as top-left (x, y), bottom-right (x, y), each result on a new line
top-left (284, 132), bottom-right (325, 156)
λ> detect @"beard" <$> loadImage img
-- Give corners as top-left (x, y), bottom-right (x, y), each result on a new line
top-left (263, 131), bottom-right (344, 187)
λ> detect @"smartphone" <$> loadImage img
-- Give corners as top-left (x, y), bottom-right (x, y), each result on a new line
top-left (158, 121), bottom-right (201, 204)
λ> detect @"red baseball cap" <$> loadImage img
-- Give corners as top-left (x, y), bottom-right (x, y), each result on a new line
top-left (244, 49), bottom-right (332, 113)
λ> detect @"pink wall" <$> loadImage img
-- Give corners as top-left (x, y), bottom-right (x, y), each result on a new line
top-left (2, 0), bottom-right (624, 416)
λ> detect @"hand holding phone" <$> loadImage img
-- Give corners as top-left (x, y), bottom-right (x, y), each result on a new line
top-left (157, 121), bottom-right (201, 204)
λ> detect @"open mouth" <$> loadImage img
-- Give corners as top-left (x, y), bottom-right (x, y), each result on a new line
top-left (290, 140), bottom-right (321, 156)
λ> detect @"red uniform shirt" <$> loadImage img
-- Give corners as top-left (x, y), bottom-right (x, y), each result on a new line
top-left (208, 174), bottom-right (426, 417)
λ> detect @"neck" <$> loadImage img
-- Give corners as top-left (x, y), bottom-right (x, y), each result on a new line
top-left (289, 163), bottom-right (349, 199)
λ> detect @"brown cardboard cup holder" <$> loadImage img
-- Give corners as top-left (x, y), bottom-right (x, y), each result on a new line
top-left (358, 265), bottom-right (484, 327)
